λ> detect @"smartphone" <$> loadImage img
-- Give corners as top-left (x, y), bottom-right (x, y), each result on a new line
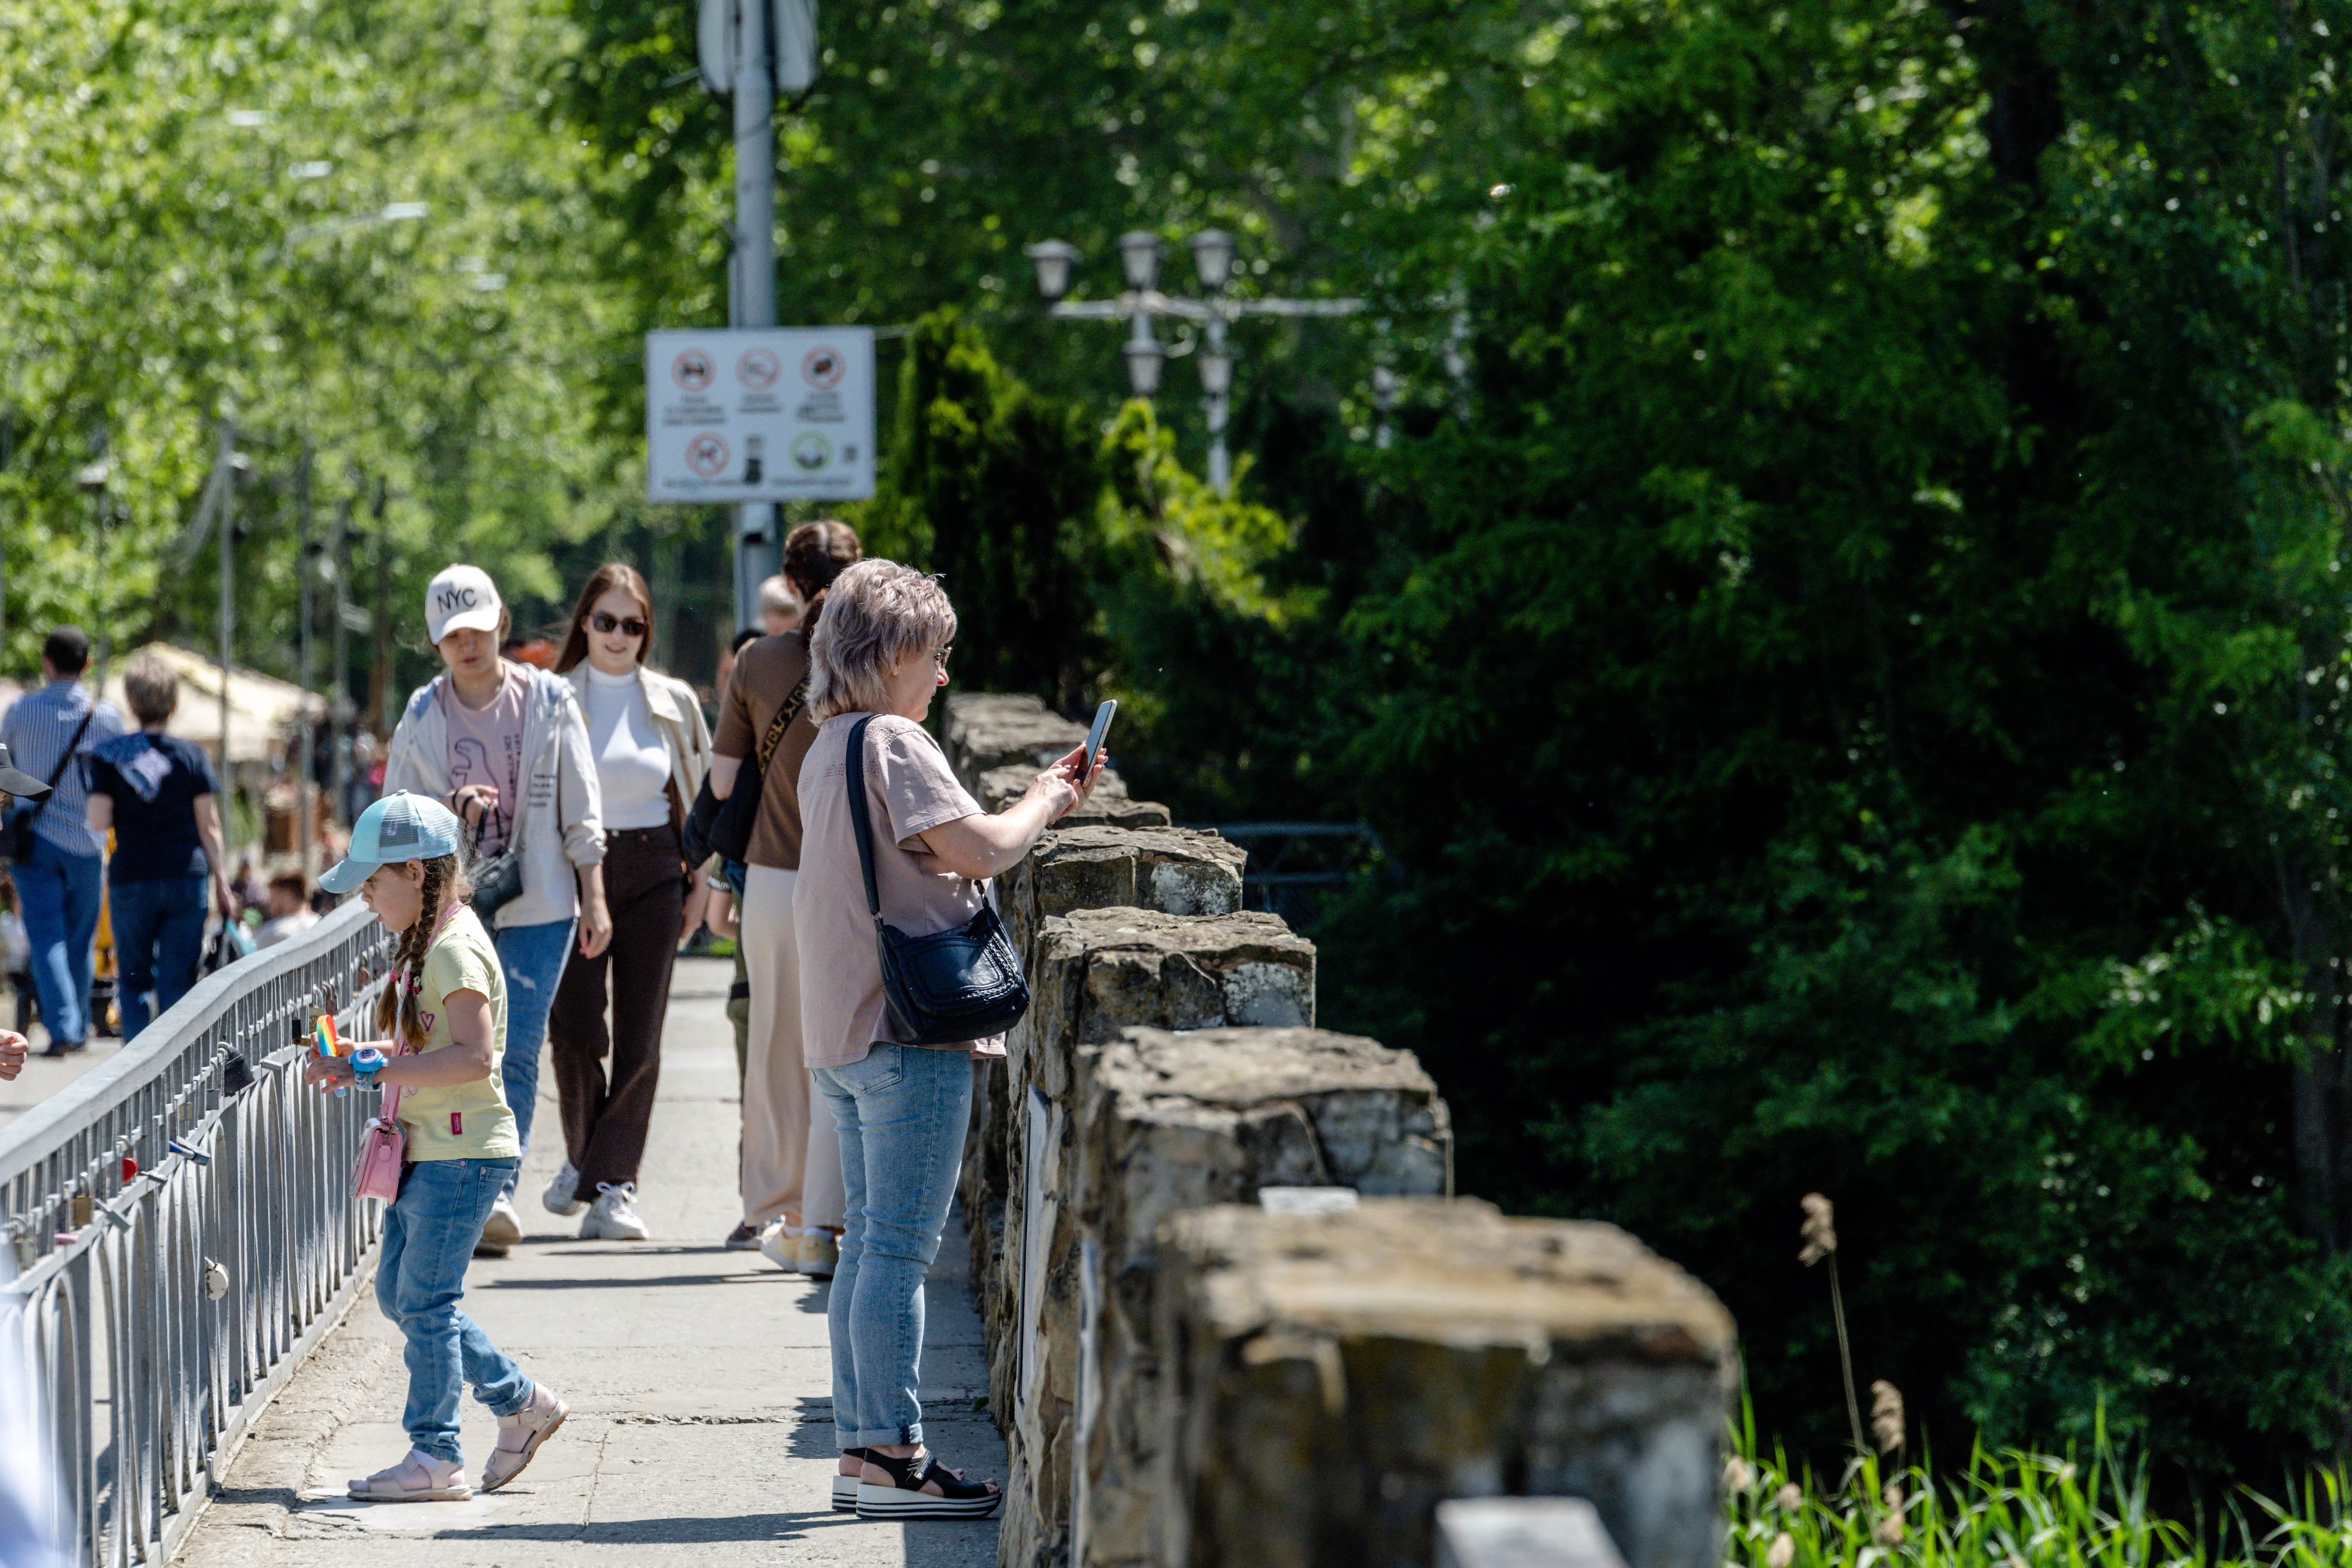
top-left (1080, 699), bottom-right (1117, 780)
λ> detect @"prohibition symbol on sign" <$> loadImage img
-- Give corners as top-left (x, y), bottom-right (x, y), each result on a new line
top-left (802, 346), bottom-right (846, 389)
top-left (673, 351), bottom-right (716, 392)
top-left (737, 347), bottom-right (781, 390)
top-left (685, 432), bottom-right (731, 478)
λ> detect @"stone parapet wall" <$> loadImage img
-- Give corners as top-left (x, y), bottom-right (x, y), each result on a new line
top-left (1153, 1201), bottom-right (1737, 1568)
top-left (940, 690), bottom-right (1736, 1568)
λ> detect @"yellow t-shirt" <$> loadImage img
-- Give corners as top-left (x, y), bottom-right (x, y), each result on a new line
top-left (393, 905), bottom-right (521, 1162)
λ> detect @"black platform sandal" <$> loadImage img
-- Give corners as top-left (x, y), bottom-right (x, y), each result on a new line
top-left (856, 1445), bottom-right (1002, 1520)
top-left (831, 1448), bottom-right (868, 1512)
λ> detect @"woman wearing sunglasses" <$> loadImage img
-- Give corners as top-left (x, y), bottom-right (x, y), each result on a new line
top-left (543, 564), bottom-right (716, 1240)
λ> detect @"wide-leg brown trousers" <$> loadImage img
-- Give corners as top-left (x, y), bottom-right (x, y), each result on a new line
top-left (548, 823), bottom-right (683, 1191)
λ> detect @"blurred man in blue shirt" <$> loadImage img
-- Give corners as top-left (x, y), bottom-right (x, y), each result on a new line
top-left (1, 627), bottom-right (125, 1053)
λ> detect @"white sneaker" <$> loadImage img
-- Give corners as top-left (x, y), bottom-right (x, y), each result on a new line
top-left (542, 1161), bottom-right (587, 1216)
top-left (480, 1194), bottom-right (523, 1249)
top-left (760, 1226), bottom-right (805, 1274)
top-left (580, 1182), bottom-right (649, 1241)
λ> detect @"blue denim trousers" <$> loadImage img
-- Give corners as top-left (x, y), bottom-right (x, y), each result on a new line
top-left (377, 1157), bottom-right (533, 1464)
top-left (109, 875), bottom-right (208, 1040)
top-left (16, 836), bottom-right (103, 1046)
top-left (492, 918), bottom-right (574, 1197)
top-left (811, 1044), bottom-right (972, 1449)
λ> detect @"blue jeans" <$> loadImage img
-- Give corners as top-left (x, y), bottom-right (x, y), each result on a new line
top-left (17, 836), bottom-right (103, 1046)
top-left (492, 918), bottom-right (575, 1197)
top-left (811, 1044), bottom-right (972, 1449)
top-left (110, 875), bottom-right (208, 1040)
top-left (377, 1158), bottom-right (533, 1464)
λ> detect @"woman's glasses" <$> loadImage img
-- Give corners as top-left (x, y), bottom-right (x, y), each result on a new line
top-left (932, 644), bottom-right (954, 669)
top-left (590, 612), bottom-right (649, 638)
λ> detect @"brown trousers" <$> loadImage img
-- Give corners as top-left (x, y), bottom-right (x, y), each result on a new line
top-left (549, 824), bottom-right (683, 1190)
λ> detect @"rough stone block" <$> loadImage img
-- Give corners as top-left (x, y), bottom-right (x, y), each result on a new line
top-left (963, 829), bottom-right (1251, 1353)
top-left (1018, 910), bottom-right (1314, 1103)
top-left (1152, 1200), bottom-right (1738, 1568)
top-left (1068, 1030), bottom-right (1454, 1567)
top-left (944, 691), bottom-right (1089, 788)
top-left (987, 908), bottom-right (1316, 1428)
top-left (1003, 827), bottom-right (1247, 970)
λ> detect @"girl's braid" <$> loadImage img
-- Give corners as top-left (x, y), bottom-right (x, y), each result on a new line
top-left (374, 855), bottom-right (457, 1047)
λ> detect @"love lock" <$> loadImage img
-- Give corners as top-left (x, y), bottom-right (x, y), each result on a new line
top-left (202, 1259), bottom-right (230, 1302)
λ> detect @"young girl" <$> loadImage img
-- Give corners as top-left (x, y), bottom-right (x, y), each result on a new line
top-left (308, 791), bottom-right (569, 1501)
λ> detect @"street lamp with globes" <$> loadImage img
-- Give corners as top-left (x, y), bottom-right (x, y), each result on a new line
top-left (1023, 228), bottom-right (1361, 495)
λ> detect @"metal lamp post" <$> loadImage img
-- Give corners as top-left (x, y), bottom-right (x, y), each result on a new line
top-left (1024, 229), bottom-right (1362, 495)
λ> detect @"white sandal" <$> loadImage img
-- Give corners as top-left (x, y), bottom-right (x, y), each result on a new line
top-left (348, 1448), bottom-right (470, 1502)
top-left (483, 1382), bottom-right (569, 1490)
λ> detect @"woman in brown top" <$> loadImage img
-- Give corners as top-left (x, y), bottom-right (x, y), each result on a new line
top-left (707, 520), bottom-right (861, 1259)
top-left (794, 561), bottom-right (1098, 1518)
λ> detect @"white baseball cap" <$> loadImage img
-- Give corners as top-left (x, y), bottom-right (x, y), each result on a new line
top-left (425, 564), bottom-right (503, 644)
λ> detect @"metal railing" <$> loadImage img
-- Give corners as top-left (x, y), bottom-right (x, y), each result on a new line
top-left (0, 901), bottom-right (393, 1567)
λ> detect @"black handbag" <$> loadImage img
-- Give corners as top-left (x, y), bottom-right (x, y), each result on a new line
top-left (844, 714), bottom-right (1029, 1046)
top-left (467, 816), bottom-right (524, 920)
top-left (686, 670), bottom-right (808, 867)
top-left (4, 709), bottom-right (96, 864)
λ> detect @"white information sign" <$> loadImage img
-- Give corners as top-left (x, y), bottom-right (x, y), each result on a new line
top-left (644, 326), bottom-right (875, 504)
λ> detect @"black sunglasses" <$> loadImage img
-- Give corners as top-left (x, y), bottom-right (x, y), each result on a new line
top-left (590, 612), bottom-right (649, 638)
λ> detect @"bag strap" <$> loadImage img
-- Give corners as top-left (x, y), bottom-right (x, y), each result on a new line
top-left (19, 707), bottom-right (97, 826)
top-left (756, 672), bottom-right (811, 774)
top-left (843, 715), bottom-right (884, 929)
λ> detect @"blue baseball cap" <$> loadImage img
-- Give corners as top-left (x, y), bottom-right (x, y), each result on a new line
top-left (319, 791), bottom-right (464, 895)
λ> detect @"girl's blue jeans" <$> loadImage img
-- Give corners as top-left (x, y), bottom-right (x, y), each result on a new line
top-left (492, 918), bottom-right (574, 1199)
top-left (378, 1157), bottom-right (533, 1464)
top-left (810, 1044), bottom-right (972, 1449)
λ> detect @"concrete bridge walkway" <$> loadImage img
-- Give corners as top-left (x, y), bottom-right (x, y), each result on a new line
top-left (175, 954), bottom-right (1005, 1568)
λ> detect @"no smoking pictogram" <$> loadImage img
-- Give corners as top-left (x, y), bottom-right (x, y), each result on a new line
top-left (685, 432), bottom-right (731, 477)
top-left (673, 350), bottom-right (716, 392)
top-left (737, 347), bottom-right (782, 390)
top-left (802, 346), bottom-right (845, 389)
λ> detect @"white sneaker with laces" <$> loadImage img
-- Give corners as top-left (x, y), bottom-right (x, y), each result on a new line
top-left (580, 1181), bottom-right (650, 1241)
top-left (543, 1161), bottom-right (587, 1216)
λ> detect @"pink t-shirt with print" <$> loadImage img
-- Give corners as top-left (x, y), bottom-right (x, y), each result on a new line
top-left (442, 663), bottom-right (528, 854)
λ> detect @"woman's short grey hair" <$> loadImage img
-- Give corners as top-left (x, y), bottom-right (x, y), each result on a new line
top-left (122, 653), bottom-right (179, 727)
top-left (807, 560), bottom-right (957, 723)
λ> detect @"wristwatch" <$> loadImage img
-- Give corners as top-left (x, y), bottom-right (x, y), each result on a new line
top-left (350, 1048), bottom-right (387, 1089)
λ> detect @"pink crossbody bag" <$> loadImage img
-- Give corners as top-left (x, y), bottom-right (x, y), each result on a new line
top-left (352, 1070), bottom-right (407, 1202)
top-left (352, 905), bottom-right (457, 1201)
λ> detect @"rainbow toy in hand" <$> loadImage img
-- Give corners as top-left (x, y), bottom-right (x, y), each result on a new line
top-left (314, 1014), bottom-right (347, 1097)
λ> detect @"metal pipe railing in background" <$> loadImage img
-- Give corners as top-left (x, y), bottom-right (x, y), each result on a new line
top-left (0, 901), bottom-right (394, 1567)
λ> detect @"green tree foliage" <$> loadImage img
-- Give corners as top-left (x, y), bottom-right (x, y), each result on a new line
top-left (0, 0), bottom-right (635, 692)
top-left (1310, 0), bottom-right (2352, 1476)
top-left (852, 311), bottom-right (1108, 704)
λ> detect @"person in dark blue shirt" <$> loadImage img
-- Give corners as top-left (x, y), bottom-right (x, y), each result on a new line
top-left (85, 654), bottom-right (233, 1041)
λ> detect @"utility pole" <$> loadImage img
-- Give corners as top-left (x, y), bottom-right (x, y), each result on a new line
top-left (330, 487), bottom-right (352, 830)
top-left (730, 0), bottom-right (779, 634)
top-left (370, 478), bottom-right (392, 735)
top-left (699, 0), bottom-right (814, 631)
top-left (295, 445), bottom-right (316, 873)
top-left (215, 414), bottom-right (236, 833)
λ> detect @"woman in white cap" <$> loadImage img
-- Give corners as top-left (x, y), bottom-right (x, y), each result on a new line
top-left (308, 791), bottom-right (568, 1501)
top-left (382, 565), bottom-right (609, 1253)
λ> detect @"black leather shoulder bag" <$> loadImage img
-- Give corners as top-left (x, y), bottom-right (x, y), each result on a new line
top-left (844, 714), bottom-right (1029, 1046)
